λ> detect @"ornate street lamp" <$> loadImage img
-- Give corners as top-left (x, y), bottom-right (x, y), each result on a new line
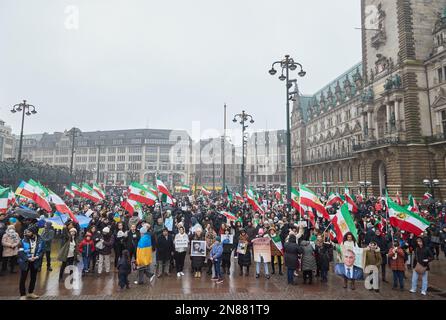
top-left (233, 110), bottom-right (254, 194)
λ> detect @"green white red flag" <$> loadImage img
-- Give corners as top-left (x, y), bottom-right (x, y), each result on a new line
top-left (93, 183), bottom-right (105, 200)
top-left (143, 184), bottom-right (158, 196)
top-left (225, 186), bottom-right (233, 202)
top-left (406, 194), bottom-right (419, 213)
top-left (15, 180), bottom-right (35, 200)
top-left (121, 198), bottom-right (144, 219)
top-left (332, 203), bottom-right (359, 243)
top-left (299, 184), bottom-right (330, 219)
top-left (344, 188), bottom-right (358, 214)
top-left (128, 182), bottom-right (157, 205)
top-left (64, 187), bottom-right (75, 199)
top-left (247, 188), bottom-right (264, 215)
top-left (387, 197), bottom-right (429, 236)
top-left (268, 233), bottom-right (284, 255)
top-left (156, 179), bottom-right (174, 204)
top-left (81, 183), bottom-right (102, 203)
top-left (291, 188), bottom-right (306, 216)
top-left (220, 211), bottom-right (237, 222)
top-left (235, 192), bottom-right (243, 202)
top-left (29, 179), bottom-right (52, 212)
top-left (423, 192), bottom-right (432, 200)
top-left (48, 189), bottom-right (78, 223)
top-left (71, 183), bottom-right (83, 197)
top-left (201, 186), bottom-right (211, 196)
top-left (326, 192), bottom-right (343, 207)
top-left (180, 185), bottom-right (191, 193)
top-left (0, 188), bottom-right (9, 213)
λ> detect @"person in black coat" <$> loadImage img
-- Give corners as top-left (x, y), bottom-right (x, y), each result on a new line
top-left (284, 234), bottom-right (303, 285)
top-left (156, 228), bottom-right (174, 277)
top-left (410, 237), bottom-right (434, 295)
top-left (370, 229), bottom-right (389, 283)
top-left (126, 224), bottom-right (140, 261)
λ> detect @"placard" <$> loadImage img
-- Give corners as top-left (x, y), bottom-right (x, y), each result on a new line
top-left (174, 237), bottom-right (189, 249)
top-left (191, 240), bottom-right (206, 257)
top-left (252, 237), bottom-right (272, 263)
top-left (221, 234), bottom-right (234, 244)
top-left (236, 242), bottom-right (248, 255)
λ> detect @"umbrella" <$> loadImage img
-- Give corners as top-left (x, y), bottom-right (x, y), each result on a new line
top-left (15, 208), bottom-right (39, 220)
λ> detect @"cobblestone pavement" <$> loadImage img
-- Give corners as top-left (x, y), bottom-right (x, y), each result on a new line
top-left (1, 250), bottom-right (445, 300)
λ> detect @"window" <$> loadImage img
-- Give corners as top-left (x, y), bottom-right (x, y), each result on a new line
top-left (346, 109), bottom-right (351, 121)
top-left (442, 110), bottom-right (446, 134)
top-left (128, 147), bottom-right (142, 153)
top-left (108, 147), bottom-right (116, 153)
top-left (129, 155), bottom-right (142, 162)
top-left (438, 68), bottom-right (444, 83)
top-left (130, 139), bottom-right (142, 144)
top-left (118, 147), bottom-right (126, 153)
top-left (108, 164), bottom-right (116, 171)
top-left (108, 156), bottom-right (116, 162)
top-left (160, 146), bottom-right (170, 154)
top-left (117, 164), bottom-right (125, 171)
top-left (113, 139), bottom-right (123, 145)
top-left (146, 154), bottom-right (157, 162)
top-left (128, 163), bottom-right (141, 170)
top-left (146, 146), bottom-right (158, 153)
top-left (89, 156), bottom-right (96, 162)
top-left (117, 155), bottom-right (126, 162)
top-left (338, 167), bottom-right (343, 182)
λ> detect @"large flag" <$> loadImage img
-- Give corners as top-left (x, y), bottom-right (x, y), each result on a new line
top-left (156, 179), bottom-right (174, 204)
top-left (332, 203), bottom-right (359, 243)
top-left (0, 188), bottom-right (9, 213)
top-left (326, 192), bottom-right (343, 207)
top-left (136, 233), bottom-right (153, 267)
top-left (247, 188), bottom-right (265, 215)
top-left (48, 190), bottom-right (78, 223)
top-left (344, 188), bottom-right (358, 214)
top-left (128, 182), bottom-right (157, 206)
top-left (81, 183), bottom-right (102, 203)
top-left (180, 185), bottom-right (191, 193)
top-left (71, 183), bottom-right (83, 197)
top-left (121, 199), bottom-right (144, 219)
top-left (28, 180), bottom-right (52, 212)
top-left (220, 211), bottom-right (237, 222)
top-left (201, 186), bottom-right (211, 196)
top-left (15, 180), bottom-right (35, 200)
top-left (143, 184), bottom-right (158, 196)
top-left (299, 184), bottom-right (330, 220)
top-left (64, 187), bottom-right (75, 199)
top-left (407, 194), bottom-right (419, 213)
top-left (93, 183), bottom-right (105, 200)
top-left (290, 188), bottom-right (306, 216)
top-left (235, 192), bottom-right (243, 202)
top-left (387, 197), bottom-right (429, 236)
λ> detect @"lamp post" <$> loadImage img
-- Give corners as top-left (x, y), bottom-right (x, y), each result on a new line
top-left (233, 110), bottom-right (254, 194)
top-left (269, 55), bottom-right (306, 210)
top-left (65, 127), bottom-right (82, 176)
top-left (10, 100), bottom-right (37, 181)
top-left (423, 179), bottom-right (440, 199)
top-left (359, 181), bottom-right (372, 198)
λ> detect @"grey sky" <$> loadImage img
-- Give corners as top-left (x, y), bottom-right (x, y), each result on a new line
top-left (0, 0), bottom-right (361, 139)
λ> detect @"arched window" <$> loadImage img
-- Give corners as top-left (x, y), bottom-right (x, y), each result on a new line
top-left (348, 165), bottom-right (353, 181)
top-left (338, 167), bottom-right (343, 182)
top-left (357, 165), bottom-right (361, 181)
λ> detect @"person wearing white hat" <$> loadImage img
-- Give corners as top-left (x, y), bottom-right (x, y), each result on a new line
top-left (97, 226), bottom-right (114, 275)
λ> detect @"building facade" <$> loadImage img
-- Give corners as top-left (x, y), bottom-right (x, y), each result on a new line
top-left (0, 120), bottom-right (14, 161)
top-left (17, 129), bottom-right (193, 188)
top-left (292, 0), bottom-right (446, 199)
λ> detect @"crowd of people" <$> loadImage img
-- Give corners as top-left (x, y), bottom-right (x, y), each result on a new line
top-left (0, 186), bottom-right (445, 300)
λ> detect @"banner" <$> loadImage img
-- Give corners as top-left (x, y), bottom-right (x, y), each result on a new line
top-left (191, 240), bottom-right (206, 257)
top-left (252, 237), bottom-right (271, 263)
top-left (165, 216), bottom-right (173, 231)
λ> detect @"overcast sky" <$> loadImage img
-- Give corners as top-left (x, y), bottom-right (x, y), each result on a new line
top-left (0, 0), bottom-right (361, 139)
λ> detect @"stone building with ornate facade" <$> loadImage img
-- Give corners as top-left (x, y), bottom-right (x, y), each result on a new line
top-left (0, 119), bottom-right (14, 161)
top-left (292, 0), bottom-right (446, 199)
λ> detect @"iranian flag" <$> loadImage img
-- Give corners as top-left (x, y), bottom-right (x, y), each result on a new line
top-left (48, 190), bottom-right (78, 223)
top-left (28, 180), bottom-right (52, 212)
top-left (268, 233), bottom-right (284, 255)
top-left (332, 203), bottom-right (359, 243)
top-left (121, 199), bottom-right (144, 219)
top-left (356, 191), bottom-right (364, 204)
top-left (406, 194), bottom-right (419, 213)
top-left (8, 190), bottom-right (16, 206)
top-left (180, 185), bottom-right (191, 193)
top-left (93, 183), bottom-right (105, 200)
top-left (299, 184), bottom-right (330, 220)
top-left (0, 188), bottom-right (9, 213)
top-left (291, 188), bottom-right (306, 216)
top-left (225, 186), bottom-right (233, 202)
top-left (326, 192), bottom-right (343, 207)
top-left (143, 184), bottom-right (158, 196)
top-left (201, 186), bottom-right (211, 196)
top-left (71, 183), bottom-right (83, 197)
top-left (15, 180), bottom-right (35, 200)
top-left (423, 192), bottom-right (433, 200)
top-left (387, 197), bottom-right (429, 236)
top-left (275, 188), bottom-right (283, 202)
top-left (395, 191), bottom-right (402, 206)
top-left (235, 192), bottom-right (243, 202)
top-left (156, 179), bottom-right (174, 204)
top-left (128, 182), bottom-right (157, 205)
top-left (247, 188), bottom-right (264, 215)
top-left (220, 211), bottom-right (237, 222)
top-left (81, 183), bottom-right (102, 203)
top-left (344, 188), bottom-right (358, 214)
top-left (64, 187), bottom-right (75, 199)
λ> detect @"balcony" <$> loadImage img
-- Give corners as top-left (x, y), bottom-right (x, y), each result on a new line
top-left (302, 152), bottom-right (354, 166)
top-left (425, 133), bottom-right (446, 144)
top-left (352, 137), bottom-right (400, 152)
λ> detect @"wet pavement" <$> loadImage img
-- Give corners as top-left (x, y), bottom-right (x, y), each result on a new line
top-left (1, 245), bottom-right (445, 300)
